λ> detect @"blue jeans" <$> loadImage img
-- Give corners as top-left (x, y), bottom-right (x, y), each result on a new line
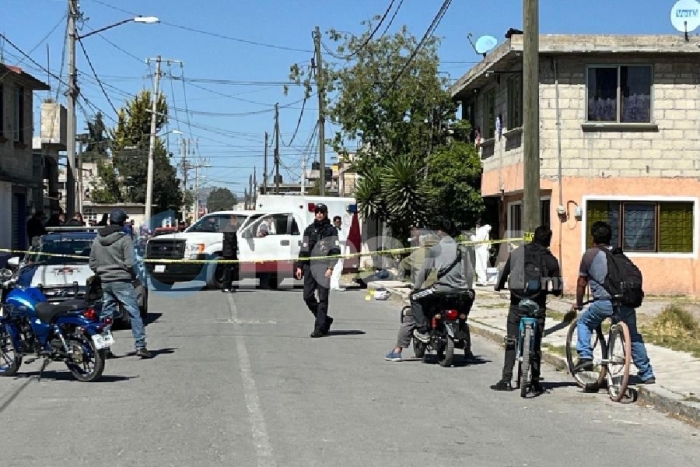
top-left (100, 280), bottom-right (147, 350)
top-left (576, 300), bottom-right (654, 381)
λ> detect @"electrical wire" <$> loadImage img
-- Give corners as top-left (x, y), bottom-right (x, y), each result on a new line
top-left (378, 0), bottom-right (453, 102)
top-left (322, 0), bottom-right (396, 61)
top-left (77, 37), bottom-right (119, 116)
top-left (86, 0), bottom-right (313, 54)
top-left (0, 33), bottom-right (68, 87)
top-left (379, 0), bottom-right (404, 38)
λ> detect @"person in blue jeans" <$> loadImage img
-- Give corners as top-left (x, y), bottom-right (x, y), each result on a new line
top-left (89, 209), bottom-right (151, 359)
top-left (573, 221), bottom-right (654, 384)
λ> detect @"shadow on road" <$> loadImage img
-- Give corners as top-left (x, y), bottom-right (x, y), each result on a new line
top-left (326, 330), bottom-right (366, 336)
top-left (122, 347), bottom-right (177, 359)
top-left (14, 372), bottom-right (135, 383)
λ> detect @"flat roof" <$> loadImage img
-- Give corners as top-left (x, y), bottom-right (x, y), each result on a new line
top-left (449, 34), bottom-right (700, 99)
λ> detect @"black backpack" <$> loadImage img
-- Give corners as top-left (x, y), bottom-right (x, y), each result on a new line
top-left (597, 247), bottom-right (644, 308)
top-left (508, 244), bottom-right (547, 298)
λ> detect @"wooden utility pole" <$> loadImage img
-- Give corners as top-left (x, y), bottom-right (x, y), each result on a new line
top-left (274, 103), bottom-right (280, 194)
top-left (263, 131), bottom-right (268, 194)
top-left (522, 0), bottom-right (541, 236)
top-left (313, 26), bottom-right (326, 195)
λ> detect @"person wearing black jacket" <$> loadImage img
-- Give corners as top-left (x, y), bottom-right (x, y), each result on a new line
top-left (221, 215), bottom-right (239, 293)
top-left (295, 203), bottom-right (341, 338)
top-left (491, 225), bottom-right (562, 393)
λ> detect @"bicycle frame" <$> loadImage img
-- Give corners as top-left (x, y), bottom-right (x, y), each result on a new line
top-left (516, 317), bottom-right (538, 362)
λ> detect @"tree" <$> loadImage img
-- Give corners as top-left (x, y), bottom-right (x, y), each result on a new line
top-left (288, 19), bottom-right (472, 240)
top-left (90, 90), bottom-right (183, 213)
top-left (424, 122), bottom-right (484, 229)
top-left (82, 112), bottom-right (108, 163)
top-left (207, 187), bottom-right (238, 212)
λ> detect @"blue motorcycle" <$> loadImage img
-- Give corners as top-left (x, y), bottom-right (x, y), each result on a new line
top-left (0, 269), bottom-right (114, 382)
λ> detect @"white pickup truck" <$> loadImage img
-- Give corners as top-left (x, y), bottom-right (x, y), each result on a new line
top-left (144, 195), bottom-right (360, 289)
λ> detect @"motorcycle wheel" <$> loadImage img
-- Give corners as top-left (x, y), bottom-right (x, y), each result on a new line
top-left (0, 325), bottom-right (22, 377)
top-left (413, 338), bottom-right (426, 359)
top-left (65, 335), bottom-right (106, 382)
top-left (438, 336), bottom-right (455, 367)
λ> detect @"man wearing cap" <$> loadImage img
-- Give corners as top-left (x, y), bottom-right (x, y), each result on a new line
top-left (89, 209), bottom-right (151, 358)
top-left (295, 203), bottom-right (341, 338)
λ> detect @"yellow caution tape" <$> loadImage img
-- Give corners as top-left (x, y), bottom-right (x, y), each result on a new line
top-left (0, 236), bottom-right (526, 266)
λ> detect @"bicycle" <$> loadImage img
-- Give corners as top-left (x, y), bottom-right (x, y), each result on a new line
top-left (514, 298), bottom-right (542, 398)
top-left (564, 299), bottom-right (632, 402)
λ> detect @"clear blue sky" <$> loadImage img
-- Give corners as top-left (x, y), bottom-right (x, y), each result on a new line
top-left (3, 0), bottom-right (681, 197)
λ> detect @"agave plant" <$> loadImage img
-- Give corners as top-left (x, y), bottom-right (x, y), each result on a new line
top-left (354, 171), bottom-right (386, 220)
top-left (381, 153), bottom-right (429, 233)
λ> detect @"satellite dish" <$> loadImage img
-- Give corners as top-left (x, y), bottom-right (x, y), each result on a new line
top-left (475, 35), bottom-right (498, 55)
top-left (670, 0), bottom-right (700, 35)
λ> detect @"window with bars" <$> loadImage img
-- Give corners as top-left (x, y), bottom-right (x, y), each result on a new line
top-left (508, 74), bottom-right (523, 129)
top-left (484, 88), bottom-right (496, 139)
top-left (586, 200), bottom-right (694, 253)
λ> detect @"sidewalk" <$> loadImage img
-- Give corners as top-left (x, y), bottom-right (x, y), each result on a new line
top-left (367, 280), bottom-right (700, 426)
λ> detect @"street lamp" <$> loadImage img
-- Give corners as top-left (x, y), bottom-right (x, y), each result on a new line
top-left (65, 0), bottom-right (159, 217)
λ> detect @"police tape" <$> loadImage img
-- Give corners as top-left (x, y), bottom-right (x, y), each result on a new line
top-left (0, 236), bottom-right (527, 266)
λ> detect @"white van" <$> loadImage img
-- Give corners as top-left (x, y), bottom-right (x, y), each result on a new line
top-left (144, 196), bottom-right (361, 289)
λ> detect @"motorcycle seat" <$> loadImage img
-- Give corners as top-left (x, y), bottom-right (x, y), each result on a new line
top-left (35, 299), bottom-right (89, 323)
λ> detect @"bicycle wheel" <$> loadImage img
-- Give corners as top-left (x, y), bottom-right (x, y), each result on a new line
top-left (606, 321), bottom-right (631, 402)
top-left (565, 318), bottom-right (607, 390)
top-left (519, 326), bottom-right (532, 398)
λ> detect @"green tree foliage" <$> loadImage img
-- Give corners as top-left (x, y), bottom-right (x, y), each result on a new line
top-left (288, 18), bottom-right (483, 240)
top-left (206, 187), bottom-right (238, 212)
top-left (90, 91), bottom-right (183, 213)
top-left (81, 112), bottom-right (108, 163)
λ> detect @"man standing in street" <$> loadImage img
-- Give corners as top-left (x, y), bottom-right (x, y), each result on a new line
top-left (330, 215), bottom-right (347, 291)
top-left (295, 203), bottom-right (341, 338)
top-left (221, 214), bottom-right (239, 293)
top-left (89, 209), bottom-right (151, 358)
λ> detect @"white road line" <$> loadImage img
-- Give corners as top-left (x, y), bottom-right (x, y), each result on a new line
top-left (227, 293), bottom-right (277, 467)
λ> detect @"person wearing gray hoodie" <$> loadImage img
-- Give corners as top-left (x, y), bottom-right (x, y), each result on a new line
top-left (89, 209), bottom-right (151, 358)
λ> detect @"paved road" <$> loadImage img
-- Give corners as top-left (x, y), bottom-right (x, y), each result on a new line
top-left (0, 284), bottom-right (698, 467)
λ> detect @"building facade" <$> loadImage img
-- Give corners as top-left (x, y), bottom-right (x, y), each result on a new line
top-left (450, 34), bottom-right (700, 296)
top-left (0, 64), bottom-right (50, 258)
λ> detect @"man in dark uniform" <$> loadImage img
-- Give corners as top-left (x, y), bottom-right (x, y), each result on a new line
top-left (295, 203), bottom-right (341, 338)
top-left (221, 214), bottom-right (239, 293)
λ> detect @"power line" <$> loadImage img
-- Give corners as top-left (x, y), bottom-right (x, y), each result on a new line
top-left (322, 0), bottom-right (397, 61)
top-left (77, 37), bottom-right (119, 116)
top-left (86, 0), bottom-right (313, 53)
top-left (0, 33), bottom-right (67, 87)
top-left (379, 0), bottom-right (405, 38)
top-left (379, 0), bottom-right (453, 102)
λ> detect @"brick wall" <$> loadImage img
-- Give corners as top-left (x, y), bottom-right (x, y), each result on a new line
top-left (0, 78), bottom-right (34, 181)
top-left (474, 54), bottom-right (700, 194)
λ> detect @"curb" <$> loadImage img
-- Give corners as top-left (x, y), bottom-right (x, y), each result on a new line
top-left (381, 285), bottom-right (700, 427)
top-left (467, 317), bottom-right (700, 427)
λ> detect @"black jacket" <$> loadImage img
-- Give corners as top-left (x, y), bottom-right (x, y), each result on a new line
top-left (296, 218), bottom-right (340, 269)
top-left (222, 224), bottom-right (238, 259)
top-left (496, 242), bottom-right (562, 308)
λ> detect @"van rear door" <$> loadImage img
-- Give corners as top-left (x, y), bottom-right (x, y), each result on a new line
top-left (238, 212), bottom-right (296, 277)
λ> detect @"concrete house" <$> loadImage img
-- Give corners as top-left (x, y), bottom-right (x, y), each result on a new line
top-left (0, 64), bottom-right (50, 256)
top-left (449, 34), bottom-right (700, 296)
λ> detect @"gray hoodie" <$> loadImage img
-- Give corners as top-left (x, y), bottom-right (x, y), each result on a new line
top-left (415, 235), bottom-right (474, 292)
top-left (89, 225), bottom-right (136, 283)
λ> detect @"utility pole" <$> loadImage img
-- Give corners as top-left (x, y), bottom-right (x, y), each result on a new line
top-left (301, 152), bottom-right (306, 195)
top-left (253, 166), bottom-right (257, 207)
top-left (144, 55), bottom-right (162, 227)
top-left (180, 138), bottom-right (188, 220)
top-left (263, 131), bottom-right (268, 194)
top-left (274, 103), bottom-right (280, 194)
top-left (522, 0), bottom-right (541, 235)
top-left (66, 0), bottom-right (79, 217)
top-left (313, 26), bottom-right (326, 195)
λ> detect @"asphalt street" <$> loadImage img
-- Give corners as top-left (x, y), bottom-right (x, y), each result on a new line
top-left (0, 282), bottom-right (698, 467)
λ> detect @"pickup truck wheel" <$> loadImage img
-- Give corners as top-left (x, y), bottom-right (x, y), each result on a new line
top-left (207, 256), bottom-right (224, 290)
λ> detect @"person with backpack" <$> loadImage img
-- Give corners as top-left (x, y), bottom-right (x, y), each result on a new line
top-left (491, 226), bottom-right (562, 393)
top-left (572, 221), bottom-right (655, 384)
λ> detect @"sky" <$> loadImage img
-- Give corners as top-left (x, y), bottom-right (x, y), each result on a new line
top-left (2, 0), bottom-right (685, 198)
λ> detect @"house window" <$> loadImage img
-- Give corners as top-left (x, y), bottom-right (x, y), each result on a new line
top-left (508, 199), bottom-right (550, 233)
top-left (484, 88), bottom-right (495, 139)
top-left (586, 200), bottom-right (694, 253)
top-left (13, 85), bottom-right (25, 143)
top-left (586, 65), bottom-right (652, 124)
top-left (507, 74), bottom-right (523, 129)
